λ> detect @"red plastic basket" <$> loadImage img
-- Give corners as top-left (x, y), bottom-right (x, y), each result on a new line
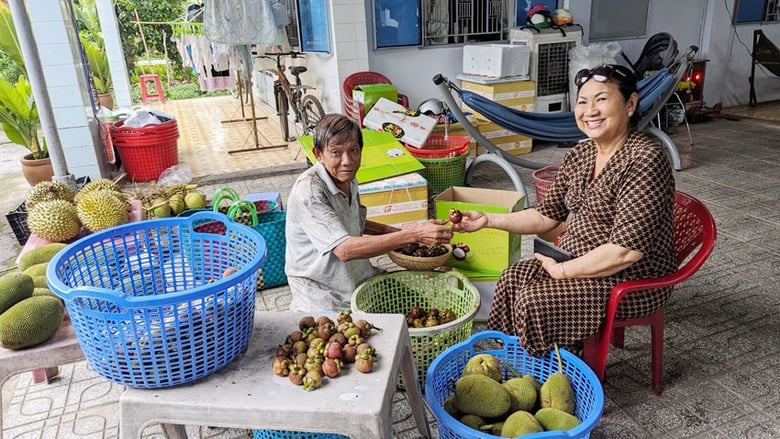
top-left (111, 119), bottom-right (179, 181)
top-left (532, 164), bottom-right (559, 204)
top-left (405, 135), bottom-right (469, 159)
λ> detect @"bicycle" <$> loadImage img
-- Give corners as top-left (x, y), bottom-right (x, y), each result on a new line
top-left (260, 51), bottom-right (325, 142)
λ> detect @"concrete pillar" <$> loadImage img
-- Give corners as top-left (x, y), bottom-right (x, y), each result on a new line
top-left (27, 0), bottom-right (109, 180)
top-left (97, 0), bottom-right (132, 108)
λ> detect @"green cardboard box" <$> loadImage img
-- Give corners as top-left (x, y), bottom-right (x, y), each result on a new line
top-left (298, 130), bottom-right (424, 184)
top-left (352, 83), bottom-right (398, 113)
top-left (434, 187), bottom-right (525, 276)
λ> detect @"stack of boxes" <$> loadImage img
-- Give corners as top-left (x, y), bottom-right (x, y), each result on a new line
top-left (460, 43), bottom-right (536, 157)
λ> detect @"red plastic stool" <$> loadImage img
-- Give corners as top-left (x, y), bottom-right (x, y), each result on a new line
top-left (139, 74), bottom-right (166, 104)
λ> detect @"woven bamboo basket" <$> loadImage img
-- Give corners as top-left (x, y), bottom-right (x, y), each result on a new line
top-left (388, 244), bottom-right (452, 271)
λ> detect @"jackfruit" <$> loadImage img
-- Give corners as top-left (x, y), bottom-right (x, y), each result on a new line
top-left (25, 181), bottom-right (74, 209)
top-left (443, 394), bottom-right (462, 418)
top-left (461, 353), bottom-right (502, 382)
top-left (535, 407), bottom-right (581, 431)
top-left (32, 287), bottom-right (58, 298)
top-left (459, 414), bottom-right (485, 430)
top-left (32, 275), bottom-right (47, 288)
top-left (27, 200), bottom-right (82, 242)
top-left (454, 373), bottom-right (511, 418)
top-left (17, 242), bottom-right (67, 272)
top-left (540, 345), bottom-right (576, 414)
top-left (540, 373), bottom-right (575, 414)
top-left (76, 190), bottom-right (128, 232)
top-left (500, 410), bottom-right (543, 437)
top-left (0, 272), bottom-right (34, 314)
top-left (502, 375), bottom-right (538, 412)
top-left (73, 178), bottom-right (121, 204)
top-left (0, 296), bottom-right (65, 349)
top-left (489, 421), bottom-right (504, 436)
top-left (22, 262), bottom-right (48, 277)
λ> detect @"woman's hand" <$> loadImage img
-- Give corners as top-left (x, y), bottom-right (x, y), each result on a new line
top-left (415, 219), bottom-right (453, 247)
top-left (452, 211), bottom-right (487, 232)
top-left (534, 253), bottom-right (568, 280)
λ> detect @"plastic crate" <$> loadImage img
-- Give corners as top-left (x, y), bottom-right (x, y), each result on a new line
top-left (532, 164), bottom-right (559, 204)
top-left (46, 212), bottom-right (266, 389)
top-left (425, 331), bottom-right (604, 439)
top-left (351, 271), bottom-right (480, 389)
top-left (415, 150), bottom-right (469, 196)
top-left (252, 430), bottom-right (348, 439)
top-left (405, 135), bottom-right (469, 159)
top-left (6, 203), bottom-right (30, 245)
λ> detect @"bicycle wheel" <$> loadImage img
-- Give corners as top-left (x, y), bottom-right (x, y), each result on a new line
top-left (299, 95), bottom-right (325, 135)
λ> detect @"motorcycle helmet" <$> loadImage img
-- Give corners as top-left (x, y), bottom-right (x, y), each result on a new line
top-left (417, 98), bottom-right (447, 116)
top-left (552, 8), bottom-right (573, 26)
top-left (526, 4), bottom-right (552, 29)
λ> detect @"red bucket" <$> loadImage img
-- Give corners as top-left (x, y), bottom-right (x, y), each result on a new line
top-left (405, 135), bottom-right (469, 159)
top-left (110, 119), bottom-right (179, 181)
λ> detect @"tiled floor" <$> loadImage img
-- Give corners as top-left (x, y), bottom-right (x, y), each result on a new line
top-left (2, 101), bottom-right (779, 438)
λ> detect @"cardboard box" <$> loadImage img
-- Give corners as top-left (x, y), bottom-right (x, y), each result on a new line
top-left (462, 44), bottom-right (530, 78)
top-left (359, 172), bottom-right (429, 228)
top-left (434, 187), bottom-right (525, 276)
top-left (298, 129), bottom-right (424, 184)
top-left (461, 79), bottom-right (536, 100)
top-left (352, 84), bottom-right (398, 114)
top-left (460, 79), bottom-right (536, 120)
top-left (475, 121), bottom-right (533, 156)
top-left (363, 98), bottom-right (438, 148)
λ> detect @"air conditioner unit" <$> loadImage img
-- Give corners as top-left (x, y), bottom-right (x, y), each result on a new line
top-left (509, 27), bottom-right (582, 112)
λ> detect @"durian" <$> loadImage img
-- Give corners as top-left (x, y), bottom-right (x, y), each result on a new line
top-left (76, 190), bottom-right (128, 232)
top-left (26, 199), bottom-right (82, 242)
top-left (74, 178), bottom-right (121, 204)
top-left (25, 181), bottom-right (74, 209)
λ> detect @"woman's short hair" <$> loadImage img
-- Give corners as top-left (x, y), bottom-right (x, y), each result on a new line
top-left (313, 114), bottom-right (363, 152)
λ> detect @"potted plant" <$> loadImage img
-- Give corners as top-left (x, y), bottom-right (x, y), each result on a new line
top-left (0, 75), bottom-right (52, 185)
top-left (81, 36), bottom-right (113, 108)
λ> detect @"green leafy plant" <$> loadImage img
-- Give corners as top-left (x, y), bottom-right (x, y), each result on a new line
top-left (0, 76), bottom-right (47, 159)
top-left (0, 5), bottom-right (46, 159)
top-left (81, 36), bottom-right (111, 94)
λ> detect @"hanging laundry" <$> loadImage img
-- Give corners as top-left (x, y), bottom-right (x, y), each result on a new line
top-left (203, 0), bottom-right (279, 45)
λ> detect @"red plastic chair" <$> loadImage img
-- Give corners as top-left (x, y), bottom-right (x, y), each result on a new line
top-left (580, 191), bottom-right (717, 394)
top-left (342, 71), bottom-right (410, 126)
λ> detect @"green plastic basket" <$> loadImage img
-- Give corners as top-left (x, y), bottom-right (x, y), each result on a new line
top-left (351, 271), bottom-right (480, 390)
top-left (416, 150), bottom-right (468, 195)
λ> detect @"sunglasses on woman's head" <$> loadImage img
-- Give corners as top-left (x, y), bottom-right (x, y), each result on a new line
top-left (574, 65), bottom-right (631, 88)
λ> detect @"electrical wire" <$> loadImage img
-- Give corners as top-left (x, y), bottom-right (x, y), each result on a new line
top-left (723, 0), bottom-right (780, 80)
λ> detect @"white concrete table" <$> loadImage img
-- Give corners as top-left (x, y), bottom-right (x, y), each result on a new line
top-left (0, 319), bottom-right (85, 431)
top-left (119, 311), bottom-right (431, 439)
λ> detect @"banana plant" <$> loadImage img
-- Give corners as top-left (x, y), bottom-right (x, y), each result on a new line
top-left (0, 75), bottom-right (47, 159)
top-left (81, 36), bottom-right (112, 94)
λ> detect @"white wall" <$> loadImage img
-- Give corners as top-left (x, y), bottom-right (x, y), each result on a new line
top-left (362, 0), bottom-right (780, 108)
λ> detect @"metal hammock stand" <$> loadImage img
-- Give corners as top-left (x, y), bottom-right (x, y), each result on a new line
top-left (431, 46), bottom-right (698, 199)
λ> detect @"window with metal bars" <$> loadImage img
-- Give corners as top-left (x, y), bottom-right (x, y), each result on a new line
top-left (423, 0), bottom-right (507, 46)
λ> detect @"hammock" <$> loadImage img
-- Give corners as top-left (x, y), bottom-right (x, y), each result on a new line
top-left (431, 45), bottom-right (698, 195)
top-left (457, 67), bottom-right (675, 143)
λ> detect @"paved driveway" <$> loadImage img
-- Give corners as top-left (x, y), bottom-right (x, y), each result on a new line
top-left (0, 133), bottom-right (33, 272)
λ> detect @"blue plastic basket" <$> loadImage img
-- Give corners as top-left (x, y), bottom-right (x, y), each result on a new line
top-left (46, 212), bottom-right (266, 389)
top-left (252, 429), bottom-right (348, 439)
top-left (425, 331), bottom-right (604, 439)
